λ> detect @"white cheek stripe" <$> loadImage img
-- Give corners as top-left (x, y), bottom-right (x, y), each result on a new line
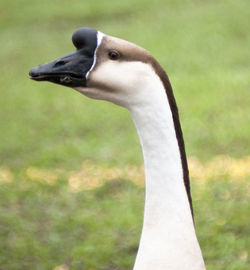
top-left (86, 31), bottom-right (104, 79)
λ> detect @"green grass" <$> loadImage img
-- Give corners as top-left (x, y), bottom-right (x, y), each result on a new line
top-left (0, 0), bottom-right (249, 269)
top-left (0, 178), bottom-right (249, 270)
top-left (0, 179), bottom-right (143, 270)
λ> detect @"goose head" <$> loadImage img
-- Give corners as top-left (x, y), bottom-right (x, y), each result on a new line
top-left (29, 27), bottom-right (167, 109)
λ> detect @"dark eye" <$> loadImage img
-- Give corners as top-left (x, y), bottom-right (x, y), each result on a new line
top-left (108, 50), bottom-right (120, 60)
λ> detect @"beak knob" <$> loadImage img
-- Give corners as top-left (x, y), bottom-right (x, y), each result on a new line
top-left (72, 27), bottom-right (97, 50)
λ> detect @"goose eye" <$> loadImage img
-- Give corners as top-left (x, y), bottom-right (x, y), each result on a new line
top-left (108, 50), bottom-right (120, 60)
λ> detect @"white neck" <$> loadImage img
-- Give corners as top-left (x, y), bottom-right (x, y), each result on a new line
top-left (128, 72), bottom-right (206, 270)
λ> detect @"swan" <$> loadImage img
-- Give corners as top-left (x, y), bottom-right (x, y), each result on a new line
top-left (29, 27), bottom-right (206, 270)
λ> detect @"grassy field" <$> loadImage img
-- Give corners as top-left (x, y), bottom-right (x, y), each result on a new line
top-left (0, 0), bottom-right (249, 269)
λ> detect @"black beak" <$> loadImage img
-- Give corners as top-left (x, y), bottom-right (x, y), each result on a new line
top-left (29, 27), bottom-right (98, 88)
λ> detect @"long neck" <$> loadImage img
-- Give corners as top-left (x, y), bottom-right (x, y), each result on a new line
top-left (129, 77), bottom-right (205, 270)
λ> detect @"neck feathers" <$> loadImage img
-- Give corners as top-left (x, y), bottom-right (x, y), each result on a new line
top-left (148, 58), bottom-right (193, 215)
top-left (156, 66), bottom-right (193, 215)
top-left (128, 66), bottom-right (205, 269)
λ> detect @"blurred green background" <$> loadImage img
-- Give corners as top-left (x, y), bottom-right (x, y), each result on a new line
top-left (0, 0), bottom-right (249, 269)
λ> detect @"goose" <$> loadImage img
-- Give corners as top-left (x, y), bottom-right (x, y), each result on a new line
top-left (29, 27), bottom-right (206, 270)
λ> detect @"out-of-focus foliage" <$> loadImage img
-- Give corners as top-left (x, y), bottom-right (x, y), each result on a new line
top-left (0, 0), bottom-right (249, 169)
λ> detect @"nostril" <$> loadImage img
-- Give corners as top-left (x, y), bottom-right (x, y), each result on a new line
top-left (54, 60), bottom-right (67, 68)
top-left (54, 60), bottom-right (71, 67)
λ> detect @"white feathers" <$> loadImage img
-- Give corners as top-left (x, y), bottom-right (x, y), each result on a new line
top-left (86, 31), bottom-right (104, 79)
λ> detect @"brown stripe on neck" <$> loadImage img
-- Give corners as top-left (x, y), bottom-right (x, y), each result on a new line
top-left (150, 59), bottom-right (193, 217)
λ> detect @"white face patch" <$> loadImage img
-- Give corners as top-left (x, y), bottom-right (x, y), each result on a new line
top-left (78, 62), bottom-right (162, 109)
